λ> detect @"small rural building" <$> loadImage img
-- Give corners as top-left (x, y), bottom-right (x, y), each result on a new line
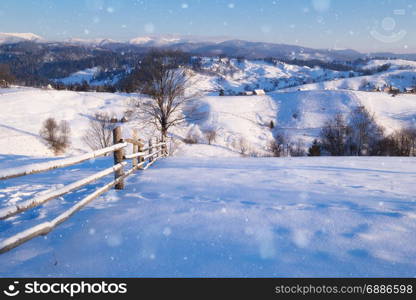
top-left (0, 79), bottom-right (9, 88)
top-left (243, 91), bottom-right (254, 96)
top-left (384, 86), bottom-right (400, 94)
top-left (405, 87), bottom-right (415, 93)
top-left (253, 89), bottom-right (266, 95)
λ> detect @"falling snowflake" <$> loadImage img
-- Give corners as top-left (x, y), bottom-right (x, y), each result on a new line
top-left (144, 23), bottom-right (155, 34)
top-left (261, 25), bottom-right (271, 34)
top-left (312, 0), bottom-right (331, 13)
top-left (163, 227), bottom-right (172, 236)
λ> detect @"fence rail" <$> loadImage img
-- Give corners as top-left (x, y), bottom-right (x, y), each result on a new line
top-left (0, 126), bottom-right (167, 254)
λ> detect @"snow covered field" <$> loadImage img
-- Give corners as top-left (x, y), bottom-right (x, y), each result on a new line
top-left (0, 156), bottom-right (415, 277)
top-left (1, 58), bottom-right (416, 277)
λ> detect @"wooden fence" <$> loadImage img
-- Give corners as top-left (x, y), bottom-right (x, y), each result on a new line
top-left (0, 126), bottom-right (167, 254)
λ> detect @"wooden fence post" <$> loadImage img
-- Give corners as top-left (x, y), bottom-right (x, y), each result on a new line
top-left (113, 126), bottom-right (125, 190)
top-left (156, 137), bottom-right (160, 158)
top-left (149, 139), bottom-right (153, 162)
top-left (163, 136), bottom-right (168, 157)
top-left (132, 129), bottom-right (138, 167)
top-left (138, 140), bottom-right (144, 169)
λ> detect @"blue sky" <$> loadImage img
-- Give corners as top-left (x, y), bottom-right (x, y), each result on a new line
top-left (0, 0), bottom-right (415, 53)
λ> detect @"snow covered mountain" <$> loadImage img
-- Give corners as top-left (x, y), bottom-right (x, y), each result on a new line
top-left (1, 32), bottom-right (415, 62)
top-left (0, 32), bottom-right (44, 44)
top-left (128, 35), bottom-right (228, 46)
top-left (64, 38), bottom-right (118, 46)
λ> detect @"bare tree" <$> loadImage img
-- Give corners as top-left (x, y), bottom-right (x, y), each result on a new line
top-left (235, 137), bottom-right (250, 156)
top-left (0, 64), bottom-right (15, 87)
top-left (387, 127), bottom-right (416, 156)
top-left (134, 50), bottom-right (195, 142)
top-left (268, 133), bottom-right (289, 157)
top-left (346, 106), bottom-right (384, 155)
top-left (39, 118), bottom-right (71, 155)
top-left (204, 128), bottom-right (218, 145)
top-left (82, 112), bottom-right (116, 151)
top-left (320, 114), bottom-right (348, 156)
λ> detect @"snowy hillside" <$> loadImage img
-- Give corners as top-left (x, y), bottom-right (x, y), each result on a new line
top-left (0, 156), bottom-right (415, 276)
top-left (53, 58), bottom-right (416, 97)
top-left (0, 87), bottom-right (132, 157)
top-left (285, 59), bottom-right (416, 93)
top-left (54, 67), bottom-right (122, 87)
top-left (270, 90), bottom-right (416, 142)
top-left (192, 57), bottom-right (356, 94)
top-left (1, 86), bottom-right (415, 158)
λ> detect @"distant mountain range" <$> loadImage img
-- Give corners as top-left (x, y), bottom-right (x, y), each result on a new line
top-left (1, 32), bottom-right (415, 61)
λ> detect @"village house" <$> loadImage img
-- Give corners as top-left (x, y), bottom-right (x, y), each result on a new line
top-left (384, 86), bottom-right (400, 94)
top-left (243, 91), bottom-right (253, 96)
top-left (0, 79), bottom-right (9, 88)
top-left (253, 89), bottom-right (266, 95)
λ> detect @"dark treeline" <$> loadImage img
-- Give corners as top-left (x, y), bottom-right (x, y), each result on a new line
top-left (308, 106), bottom-right (416, 157)
top-left (0, 41), bottom-right (143, 87)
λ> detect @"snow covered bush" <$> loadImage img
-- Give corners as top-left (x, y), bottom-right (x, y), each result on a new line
top-left (290, 139), bottom-right (306, 157)
top-left (183, 132), bottom-right (198, 144)
top-left (233, 137), bottom-right (250, 156)
top-left (39, 118), bottom-right (71, 155)
top-left (268, 133), bottom-right (289, 157)
top-left (183, 126), bottom-right (203, 144)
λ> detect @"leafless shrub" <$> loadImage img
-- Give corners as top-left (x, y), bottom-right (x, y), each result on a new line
top-left (235, 137), bottom-right (250, 156)
top-left (268, 133), bottom-right (289, 157)
top-left (204, 128), bottom-right (218, 145)
top-left (39, 118), bottom-right (71, 155)
top-left (289, 139), bottom-right (307, 157)
top-left (374, 127), bottom-right (416, 156)
top-left (82, 112), bottom-right (116, 151)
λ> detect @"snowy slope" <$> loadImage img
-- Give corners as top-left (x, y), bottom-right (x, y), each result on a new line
top-left (54, 67), bottom-right (123, 86)
top-left (53, 58), bottom-right (416, 96)
top-left (0, 156), bottom-right (415, 277)
top-left (0, 87), bottom-right (132, 157)
top-left (55, 68), bottom-right (100, 85)
top-left (1, 87), bottom-right (415, 158)
top-left (284, 59), bottom-right (416, 93)
top-left (270, 90), bottom-right (416, 143)
top-left (193, 58), bottom-right (355, 94)
top-left (181, 90), bottom-right (416, 155)
top-left (184, 95), bottom-right (277, 156)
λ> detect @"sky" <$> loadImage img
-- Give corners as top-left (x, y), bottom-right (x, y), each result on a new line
top-left (0, 0), bottom-right (415, 53)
